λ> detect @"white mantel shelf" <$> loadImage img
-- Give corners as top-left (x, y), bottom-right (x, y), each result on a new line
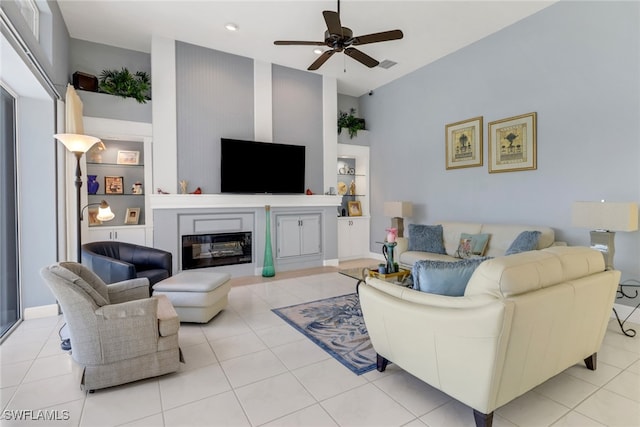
top-left (150, 194), bottom-right (342, 209)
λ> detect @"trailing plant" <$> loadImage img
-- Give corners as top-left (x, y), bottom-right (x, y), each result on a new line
top-left (338, 108), bottom-right (365, 139)
top-left (99, 68), bottom-right (151, 103)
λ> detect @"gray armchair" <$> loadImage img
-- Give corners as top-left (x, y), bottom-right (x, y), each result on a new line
top-left (81, 241), bottom-right (172, 291)
top-left (41, 262), bottom-right (182, 391)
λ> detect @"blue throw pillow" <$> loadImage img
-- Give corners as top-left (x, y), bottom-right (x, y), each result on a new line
top-left (412, 257), bottom-right (490, 296)
top-left (407, 224), bottom-right (446, 254)
top-left (505, 231), bottom-right (542, 255)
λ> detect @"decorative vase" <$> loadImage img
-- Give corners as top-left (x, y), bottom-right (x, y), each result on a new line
top-left (262, 205), bottom-right (276, 277)
top-left (87, 175), bottom-right (99, 195)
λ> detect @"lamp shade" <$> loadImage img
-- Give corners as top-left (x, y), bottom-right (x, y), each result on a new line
top-left (572, 201), bottom-right (639, 232)
top-left (384, 201), bottom-right (413, 218)
top-left (54, 133), bottom-right (101, 153)
top-left (96, 200), bottom-right (115, 221)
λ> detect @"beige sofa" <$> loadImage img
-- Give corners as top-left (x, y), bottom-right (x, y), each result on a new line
top-left (359, 246), bottom-right (619, 427)
top-left (395, 221), bottom-right (559, 268)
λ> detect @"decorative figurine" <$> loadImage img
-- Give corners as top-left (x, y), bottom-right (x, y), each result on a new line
top-left (180, 180), bottom-right (188, 194)
top-left (349, 180), bottom-right (356, 195)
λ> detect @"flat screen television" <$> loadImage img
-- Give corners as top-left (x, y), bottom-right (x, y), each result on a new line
top-left (221, 138), bottom-right (306, 194)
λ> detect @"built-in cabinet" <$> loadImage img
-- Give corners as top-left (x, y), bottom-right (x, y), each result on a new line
top-left (276, 214), bottom-right (322, 258)
top-left (81, 118), bottom-right (153, 246)
top-left (337, 144), bottom-right (370, 259)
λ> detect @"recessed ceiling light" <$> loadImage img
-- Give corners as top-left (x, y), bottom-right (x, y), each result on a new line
top-left (225, 23), bottom-right (238, 32)
top-left (313, 48), bottom-right (323, 55)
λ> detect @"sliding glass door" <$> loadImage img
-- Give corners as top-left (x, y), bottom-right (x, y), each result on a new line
top-left (1, 85), bottom-right (20, 339)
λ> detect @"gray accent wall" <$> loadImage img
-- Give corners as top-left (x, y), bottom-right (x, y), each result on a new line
top-left (175, 41), bottom-right (254, 193)
top-left (272, 65), bottom-right (323, 194)
top-left (360, 1), bottom-right (640, 287)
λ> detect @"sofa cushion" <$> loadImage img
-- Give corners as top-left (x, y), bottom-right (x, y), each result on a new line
top-left (408, 224), bottom-right (446, 254)
top-left (413, 257), bottom-right (490, 296)
top-left (505, 231), bottom-right (542, 255)
top-left (455, 233), bottom-right (490, 258)
top-left (480, 224), bottom-right (555, 257)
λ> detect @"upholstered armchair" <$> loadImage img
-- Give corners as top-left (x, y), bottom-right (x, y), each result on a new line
top-left (81, 241), bottom-right (172, 291)
top-left (41, 262), bottom-right (182, 391)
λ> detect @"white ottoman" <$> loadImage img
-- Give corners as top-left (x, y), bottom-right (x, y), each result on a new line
top-left (153, 270), bottom-right (231, 323)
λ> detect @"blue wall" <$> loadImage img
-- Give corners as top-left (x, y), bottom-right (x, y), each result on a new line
top-left (360, 1), bottom-right (640, 283)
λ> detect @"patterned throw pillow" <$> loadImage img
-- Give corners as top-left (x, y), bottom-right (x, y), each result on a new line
top-left (455, 233), bottom-right (490, 258)
top-left (412, 257), bottom-right (491, 296)
top-left (407, 224), bottom-right (446, 254)
top-left (505, 230), bottom-right (542, 255)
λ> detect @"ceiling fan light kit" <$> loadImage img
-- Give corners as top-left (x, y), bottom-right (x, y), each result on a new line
top-left (274, 0), bottom-right (403, 71)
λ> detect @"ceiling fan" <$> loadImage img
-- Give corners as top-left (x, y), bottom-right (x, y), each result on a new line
top-left (273, 0), bottom-right (404, 71)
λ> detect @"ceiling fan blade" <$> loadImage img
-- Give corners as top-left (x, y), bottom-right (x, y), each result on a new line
top-left (352, 29), bottom-right (404, 46)
top-left (344, 47), bottom-right (379, 68)
top-left (308, 49), bottom-right (336, 70)
top-left (274, 40), bottom-right (326, 46)
top-left (323, 10), bottom-right (342, 36)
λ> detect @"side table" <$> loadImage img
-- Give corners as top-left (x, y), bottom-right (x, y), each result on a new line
top-left (613, 279), bottom-right (640, 337)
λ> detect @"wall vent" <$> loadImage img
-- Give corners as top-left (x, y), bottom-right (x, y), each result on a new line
top-left (378, 60), bottom-right (397, 69)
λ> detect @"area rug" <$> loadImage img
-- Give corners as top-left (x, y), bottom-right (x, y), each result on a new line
top-left (272, 293), bottom-right (376, 375)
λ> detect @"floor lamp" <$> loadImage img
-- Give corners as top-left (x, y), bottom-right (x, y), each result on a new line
top-left (54, 133), bottom-right (102, 262)
top-left (572, 200), bottom-right (639, 270)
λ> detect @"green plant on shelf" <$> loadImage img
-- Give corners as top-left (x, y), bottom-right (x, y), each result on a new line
top-left (338, 108), bottom-right (365, 139)
top-left (99, 68), bottom-right (151, 103)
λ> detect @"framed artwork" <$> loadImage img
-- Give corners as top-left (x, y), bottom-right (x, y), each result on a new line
top-left (105, 176), bottom-right (124, 194)
top-left (88, 208), bottom-right (101, 226)
top-left (488, 112), bottom-right (537, 173)
top-left (117, 150), bottom-right (140, 165)
top-left (445, 116), bottom-right (483, 169)
top-left (124, 208), bottom-right (141, 225)
top-left (348, 200), bottom-right (362, 217)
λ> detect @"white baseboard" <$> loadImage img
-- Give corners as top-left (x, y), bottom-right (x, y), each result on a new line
top-left (324, 259), bottom-right (339, 267)
top-left (24, 304), bottom-right (59, 320)
top-left (612, 302), bottom-right (640, 325)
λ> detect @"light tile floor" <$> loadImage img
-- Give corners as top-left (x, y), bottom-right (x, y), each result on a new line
top-left (1, 263), bottom-right (639, 427)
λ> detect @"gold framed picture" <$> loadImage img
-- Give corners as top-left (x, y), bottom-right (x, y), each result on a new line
top-left (488, 112), bottom-right (537, 173)
top-left (124, 207), bottom-right (141, 225)
top-left (104, 176), bottom-right (124, 194)
top-left (347, 200), bottom-right (362, 217)
top-left (445, 116), bottom-right (483, 169)
top-left (117, 150), bottom-right (140, 165)
top-left (88, 208), bottom-right (101, 226)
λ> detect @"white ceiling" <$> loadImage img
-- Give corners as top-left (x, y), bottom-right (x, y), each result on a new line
top-left (58, 0), bottom-right (555, 97)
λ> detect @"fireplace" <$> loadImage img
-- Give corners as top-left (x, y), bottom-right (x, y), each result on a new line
top-left (182, 232), bottom-right (252, 270)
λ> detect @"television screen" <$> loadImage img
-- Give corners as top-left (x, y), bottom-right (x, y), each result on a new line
top-left (221, 138), bottom-right (305, 194)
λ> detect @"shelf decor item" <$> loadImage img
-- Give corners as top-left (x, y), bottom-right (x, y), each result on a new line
top-left (87, 175), bottom-right (99, 195)
top-left (116, 150), bottom-right (140, 165)
top-left (488, 112), bottom-right (537, 173)
top-left (262, 205), bottom-right (276, 277)
top-left (348, 201), bottom-right (362, 217)
top-left (445, 116), bottom-right (483, 170)
top-left (98, 68), bottom-right (151, 103)
top-left (124, 207), bottom-right (141, 225)
top-left (105, 176), bottom-right (124, 194)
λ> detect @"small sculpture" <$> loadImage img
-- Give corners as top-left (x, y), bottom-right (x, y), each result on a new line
top-left (190, 187), bottom-right (202, 194)
top-left (180, 180), bottom-right (188, 194)
top-left (349, 180), bottom-right (356, 195)
top-left (156, 188), bottom-right (169, 194)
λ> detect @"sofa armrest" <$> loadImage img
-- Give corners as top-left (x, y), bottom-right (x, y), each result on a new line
top-left (154, 294), bottom-right (180, 337)
top-left (94, 298), bottom-right (160, 363)
top-left (107, 278), bottom-right (150, 303)
top-left (394, 237), bottom-right (409, 259)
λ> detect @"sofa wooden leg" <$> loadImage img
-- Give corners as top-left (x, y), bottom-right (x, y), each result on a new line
top-left (473, 410), bottom-right (493, 427)
top-left (584, 352), bottom-right (597, 371)
top-left (376, 354), bottom-right (389, 372)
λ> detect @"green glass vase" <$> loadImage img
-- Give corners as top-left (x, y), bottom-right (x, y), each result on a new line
top-left (262, 205), bottom-right (276, 277)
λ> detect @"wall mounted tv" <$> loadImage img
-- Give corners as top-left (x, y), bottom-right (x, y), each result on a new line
top-left (221, 138), bottom-right (306, 194)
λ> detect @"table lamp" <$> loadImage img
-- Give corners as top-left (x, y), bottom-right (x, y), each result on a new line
top-left (383, 201), bottom-right (413, 238)
top-left (571, 200), bottom-right (638, 270)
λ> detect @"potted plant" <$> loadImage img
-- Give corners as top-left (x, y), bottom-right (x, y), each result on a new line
top-left (338, 108), bottom-right (366, 139)
top-left (99, 68), bottom-right (151, 103)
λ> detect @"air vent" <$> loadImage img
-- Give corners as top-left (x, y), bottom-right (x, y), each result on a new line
top-left (378, 60), bottom-right (397, 69)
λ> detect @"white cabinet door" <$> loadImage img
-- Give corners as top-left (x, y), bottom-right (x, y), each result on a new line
top-left (87, 227), bottom-right (146, 245)
top-left (338, 217), bottom-right (369, 260)
top-left (277, 214), bottom-right (322, 258)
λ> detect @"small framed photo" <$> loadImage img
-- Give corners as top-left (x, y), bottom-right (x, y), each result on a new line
top-left (488, 112), bottom-right (537, 173)
top-left (124, 208), bottom-right (141, 225)
top-left (88, 208), bottom-right (101, 226)
top-left (445, 116), bottom-right (483, 169)
top-left (117, 150), bottom-right (140, 165)
top-left (348, 200), bottom-right (362, 217)
top-left (105, 176), bottom-right (124, 194)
